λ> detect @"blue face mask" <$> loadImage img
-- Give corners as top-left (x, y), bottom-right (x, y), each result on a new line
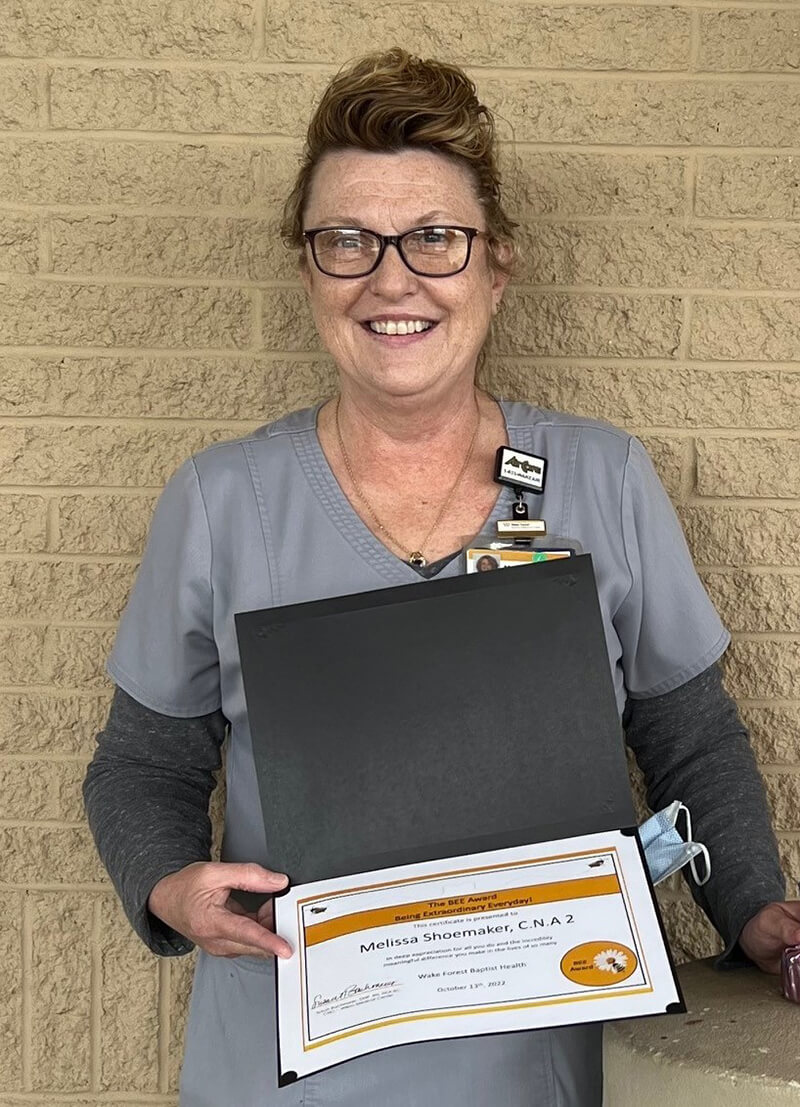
top-left (639, 800), bottom-right (711, 887)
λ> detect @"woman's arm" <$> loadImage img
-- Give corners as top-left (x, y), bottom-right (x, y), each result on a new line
top-left (83, 685), bottom-right (227, 955)
top-left (623, 661), bottom-right (787, 962)
top-left (84, 687), bottom-right (292, 960)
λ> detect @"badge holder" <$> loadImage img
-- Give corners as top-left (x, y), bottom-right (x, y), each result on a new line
top-left (466, 447), bottom-right (582, 573)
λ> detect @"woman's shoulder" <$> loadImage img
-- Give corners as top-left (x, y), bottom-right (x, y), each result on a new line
top-left (498, 398), bottom-right (640, 468)
top-left (185, 404), bottom-right (321, 474)
top-left (500, 398), bottom-right (632, 443)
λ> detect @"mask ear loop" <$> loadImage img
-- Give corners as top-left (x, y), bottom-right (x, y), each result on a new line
top-left (678, 804), bottom-right (712, 886)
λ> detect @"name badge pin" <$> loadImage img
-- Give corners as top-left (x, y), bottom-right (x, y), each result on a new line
top-left (497, 519), bottom-right (547, 538)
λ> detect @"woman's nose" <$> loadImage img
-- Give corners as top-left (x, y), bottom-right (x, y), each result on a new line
top-left (367, 242), bottom-right (419, 297)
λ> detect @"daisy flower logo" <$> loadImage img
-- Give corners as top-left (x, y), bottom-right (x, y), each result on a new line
top-left (594, 948), bottom-right (629, 974)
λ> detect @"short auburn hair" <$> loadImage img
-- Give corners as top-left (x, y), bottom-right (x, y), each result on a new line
top-left (280, 49), bottom-right (517, 273)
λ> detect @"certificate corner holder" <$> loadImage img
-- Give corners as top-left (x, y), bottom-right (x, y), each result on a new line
top-left (278, 1070), bottom-right (299, 1088)
top-left (666, 999), bottom-right (686, 1015)
top-left (619, 825), bottom-right (638, 838)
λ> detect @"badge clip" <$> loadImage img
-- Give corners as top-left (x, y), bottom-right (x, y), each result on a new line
top-left (496, 518), bottom-right (547, 538)
top-left (511, 489), bottom-right (528, 520)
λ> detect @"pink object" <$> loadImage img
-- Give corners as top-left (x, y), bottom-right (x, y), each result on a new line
top-left (781, 944), bottom-right (800, 1003)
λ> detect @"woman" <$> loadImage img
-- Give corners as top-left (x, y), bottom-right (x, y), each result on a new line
top-left (85, 49), bottom-right (800, 1106)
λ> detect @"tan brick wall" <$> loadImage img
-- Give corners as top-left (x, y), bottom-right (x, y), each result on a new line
top-left (1, 0), bottom-right (798, 1098)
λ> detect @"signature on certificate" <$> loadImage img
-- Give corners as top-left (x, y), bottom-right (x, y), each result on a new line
top-left (311, 981), bottom-right (400, 1010)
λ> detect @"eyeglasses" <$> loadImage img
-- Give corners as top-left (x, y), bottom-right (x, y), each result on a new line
top-left (302, 225), bottom-right (482, 279)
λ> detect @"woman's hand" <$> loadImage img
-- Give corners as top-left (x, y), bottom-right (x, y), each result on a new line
top-left (147, 861), bottom-right (293, 959)
top-left (738, 901), bottom-right (800, 974)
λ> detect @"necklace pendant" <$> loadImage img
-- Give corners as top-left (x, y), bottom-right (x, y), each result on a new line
top-left (408, 551), bottom-right (427, 568)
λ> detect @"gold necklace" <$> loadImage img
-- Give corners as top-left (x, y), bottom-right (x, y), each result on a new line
top-left (334, 394), bottom-right (481, 568)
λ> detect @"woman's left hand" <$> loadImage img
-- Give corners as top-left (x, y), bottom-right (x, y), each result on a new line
top-left (739, 901), bottom-right (800, 973)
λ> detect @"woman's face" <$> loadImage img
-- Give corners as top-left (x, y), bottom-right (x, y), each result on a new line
top-left (300, 148), bottom-right (509, 403)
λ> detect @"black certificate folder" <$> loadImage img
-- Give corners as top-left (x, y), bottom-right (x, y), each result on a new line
top-left (236, 554), bottom-right (636, 886)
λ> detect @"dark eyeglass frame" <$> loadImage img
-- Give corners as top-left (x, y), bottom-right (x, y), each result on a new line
top-left (302, 225), bottom-right (483, 278)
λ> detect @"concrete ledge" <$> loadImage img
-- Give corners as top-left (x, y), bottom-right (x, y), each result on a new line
top-left (603, 958), bottom-right (800, 1105)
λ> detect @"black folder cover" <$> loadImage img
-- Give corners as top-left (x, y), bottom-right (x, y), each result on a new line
top-left (236, 554), bottom-right (636, 886)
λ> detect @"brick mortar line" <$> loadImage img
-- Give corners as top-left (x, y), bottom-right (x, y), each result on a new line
top-left (689, 8), bottom-right (701, 71)
top-left (39, 215), bottom-right (53, 276)
top-left (2, 203), bottom-right (283, 219)
top-left (157, 959), bottom-right (171, 1095)
top-left (21, 890), bottom-right (32, 1090)
top-left (252, 286), bottom-right (263, 349)
top-left (3, 351), bottom-right (798, 370)
top-left (90, 897), bottom-right (102, 1092)
top-left (0, 415), bottom-right (261, 428)
top-left (35, 64), bottom-right (48, 131)
top-left (9, 273), bottom-right (800, 297)
top-left (688, 218), bottom-right (800, 231)
top-left (678, 295), bottom-right (692, 359)
top-left (624, 428), bottom-right (800, 439)
top-left (0, 486), bottom-right (166, 494)
top-left (729, 631), bottom-right (800, 641)
top-left (44, 499), bottom-right (58, 553)
top-left (2, 418), bottom-right (800, 436)
top-left (513, 284), bottom-right (800, 297)
top-left (254, 0), bottom-right (267, 60)
top-left (0, 1098), bottom-right (178, 1104)
top-left (0, 884), bottom-right (111, 891)
top-left (0, 753), bottom-right (91, 762)
top-left (686, 152), bottom-right (698, 220)
top-left (697, 566), bottom-right (800, 575)
top-left (0, 344), bottom-right (271, 356)
top-left (5, 130), bottom-right (800, 158)
top-left (7, 206), bottom-right (800, 231)
top-left (0, 688), bottom-right (112, 698)
top-left (0, 619), bottom-right (122, 629)
top-left (0, 687), bottom-right (113, 696)
top-left (0, 552), bottom-right (141, 562)
top-left (737, 698), bottom-right (800, 707)
top-left (686, 495), bottom-right (800, 506)
top-left (8, 58), bottom-right (800, 82)
top-left (682, 437), bottom-right (697, 499)
top-left (701, 564), bottom-right (800, 571)
top-left (0, 819), bottom-right (92, 828)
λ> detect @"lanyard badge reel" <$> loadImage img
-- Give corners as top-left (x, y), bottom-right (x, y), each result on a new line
top-left (466, 447), bottom-right (582, 572)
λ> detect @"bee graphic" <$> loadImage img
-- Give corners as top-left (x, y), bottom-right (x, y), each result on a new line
top-left (309, 906), bottom-right (328, 914)
top-left (588, 859), bottom-right (605, 868)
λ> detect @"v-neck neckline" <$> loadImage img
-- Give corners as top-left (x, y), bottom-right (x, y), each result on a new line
top-left (292, 397), bottom-right (520, 585)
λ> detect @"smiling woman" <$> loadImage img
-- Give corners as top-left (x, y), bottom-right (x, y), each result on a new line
top-left (83, 47), bottom-right (795, 1107)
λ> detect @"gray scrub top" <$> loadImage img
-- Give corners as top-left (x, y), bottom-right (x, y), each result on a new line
top-left (107, 400), bottom-right (729, 1107)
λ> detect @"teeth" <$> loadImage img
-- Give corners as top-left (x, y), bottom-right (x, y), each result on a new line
top-left (368, 320), bottom-right (433, 335)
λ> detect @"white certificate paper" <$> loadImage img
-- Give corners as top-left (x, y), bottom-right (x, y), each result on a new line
top-left (274, 830), bottom-right (681, 1081)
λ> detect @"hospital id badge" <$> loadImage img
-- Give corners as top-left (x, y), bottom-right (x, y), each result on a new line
top-left (466, 546), bottom-right (574, 573)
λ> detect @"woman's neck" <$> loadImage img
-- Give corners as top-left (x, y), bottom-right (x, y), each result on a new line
top-left (323, 379), bottom-right (490, 461)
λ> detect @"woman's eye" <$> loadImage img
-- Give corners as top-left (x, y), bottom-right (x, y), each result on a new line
top-left (332, 235), bottom-right (364, 251)
top-left (421, 230), bottom-right (448, 245)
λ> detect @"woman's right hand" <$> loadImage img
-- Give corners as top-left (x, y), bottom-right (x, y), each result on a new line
top-left (147, 861), bottom-right (293, 959)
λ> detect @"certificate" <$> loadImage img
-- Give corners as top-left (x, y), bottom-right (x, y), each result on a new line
top-left (275, 829), bottom-right (682, 1082)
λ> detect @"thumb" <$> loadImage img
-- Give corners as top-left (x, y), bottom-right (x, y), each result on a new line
top-left (206, 862), bottom-right (288, 894)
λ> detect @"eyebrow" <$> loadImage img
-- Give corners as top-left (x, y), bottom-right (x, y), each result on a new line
top-left (310, 211), bottom-right (463, 230)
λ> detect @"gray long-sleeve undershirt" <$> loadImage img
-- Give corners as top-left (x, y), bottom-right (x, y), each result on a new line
top-left (84, 662), bottom-right (786, 961)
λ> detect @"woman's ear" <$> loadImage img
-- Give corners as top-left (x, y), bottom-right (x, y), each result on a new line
top-left (488, 239), bottom-right (514, 309)
top-left (299, 252), bottom-right (313, 296)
